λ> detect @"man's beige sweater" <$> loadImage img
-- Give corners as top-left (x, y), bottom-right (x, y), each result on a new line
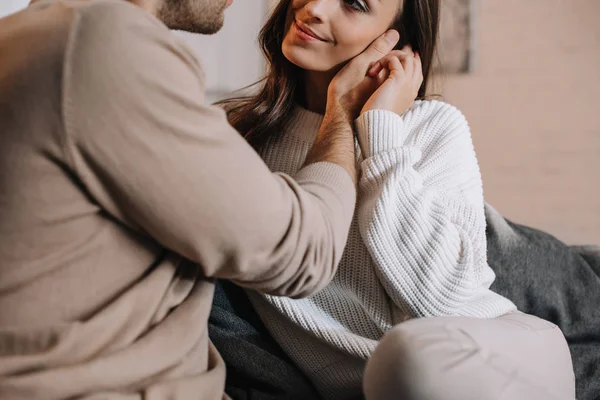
top-left (0, 1), bottom-right (355, 399)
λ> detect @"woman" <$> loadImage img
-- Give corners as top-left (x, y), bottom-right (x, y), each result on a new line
top-left (220, 1), bottom-right (575, 399)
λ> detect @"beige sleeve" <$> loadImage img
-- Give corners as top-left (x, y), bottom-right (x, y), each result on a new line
top-left (61, 2), bottom-right (355, 298)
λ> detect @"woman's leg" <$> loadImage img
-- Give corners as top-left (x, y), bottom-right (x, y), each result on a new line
top-left (363, 312), bottom-right (575, 400)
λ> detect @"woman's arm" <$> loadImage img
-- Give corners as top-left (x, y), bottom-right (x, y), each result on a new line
top-left (356, 101), bottom-right (496, 317)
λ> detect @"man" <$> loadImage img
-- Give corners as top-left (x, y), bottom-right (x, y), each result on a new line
top-left (0, 0), bottom-right (399, 398)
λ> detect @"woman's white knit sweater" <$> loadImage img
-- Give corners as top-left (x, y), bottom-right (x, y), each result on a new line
top-left (248, 100), bottom-right (517, 400)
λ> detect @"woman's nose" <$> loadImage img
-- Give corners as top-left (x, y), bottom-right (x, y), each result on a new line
top-left (302, 0), bottom-right (336, 24)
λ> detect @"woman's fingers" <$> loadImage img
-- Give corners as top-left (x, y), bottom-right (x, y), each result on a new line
top-left (375, 50), bottom-right (423, 93)
top-left (414, 52), bottom-right (423, 84)
top-left (369, 54), bottom-right (402, 77)
top-left (372, 53), bottom-right (412, 81)
top-left (400, 53), bottom-right (414, 79)
top-left (368, 47), bottom-right (418, 78)
top-left (387, 56), bottom-right (404, 80)
top-left (368, 46), bottom-right (412, 76)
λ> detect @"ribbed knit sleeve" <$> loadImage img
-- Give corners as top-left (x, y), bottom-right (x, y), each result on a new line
top-left (355, 101), bottom-right (516, 318)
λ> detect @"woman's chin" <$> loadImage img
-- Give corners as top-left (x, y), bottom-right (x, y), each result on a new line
top-left (282, 47), bottom-right (333, 72)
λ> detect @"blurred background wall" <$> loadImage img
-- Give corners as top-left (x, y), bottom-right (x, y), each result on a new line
top-left (442, 0), bottom-right (600, 244)
top-left (0, 0), bottom-right (27, 16)
top-left (2, 0), bottom-right (598, 244)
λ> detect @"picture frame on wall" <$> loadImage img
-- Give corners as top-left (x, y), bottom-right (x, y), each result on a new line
top-left (435, 0), bottom-right (476, 74)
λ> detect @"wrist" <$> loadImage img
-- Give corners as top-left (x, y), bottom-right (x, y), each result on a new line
top-left (355, 110), bottom-right (407, 158)
top-left (322, 100), bottom-right (353, 132)
top-left (305, 104), bottom-right (357, 185)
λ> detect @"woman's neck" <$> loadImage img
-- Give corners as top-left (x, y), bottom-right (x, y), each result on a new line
top-left (302, 70), bottom-right (337, 115)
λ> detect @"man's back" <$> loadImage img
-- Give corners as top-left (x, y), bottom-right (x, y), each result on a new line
top-left (0, 2), bottom-right (229, 398)
top-left (0, 0), bottom-right (358, 398)
top-left (1, 0), bottom-right (163, 330)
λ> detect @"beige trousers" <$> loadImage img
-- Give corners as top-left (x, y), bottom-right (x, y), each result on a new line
top-left (364, 312), bottom-right (575, 400)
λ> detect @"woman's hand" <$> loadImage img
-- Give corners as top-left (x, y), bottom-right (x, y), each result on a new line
top-left (361, 47), bottom-right (423, 116)
top-left (326, 30), bottom-right (400, 121)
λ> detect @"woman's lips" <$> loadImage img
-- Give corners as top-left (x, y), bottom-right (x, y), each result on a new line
top-left (293, 21), bottom-right (326, 42)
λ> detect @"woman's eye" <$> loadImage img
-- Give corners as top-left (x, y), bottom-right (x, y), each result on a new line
top-left (344, 0), bottom-right (369, 13)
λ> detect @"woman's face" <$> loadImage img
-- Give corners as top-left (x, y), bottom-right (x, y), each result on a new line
top-left (282, 0), bottom-right (402, 72)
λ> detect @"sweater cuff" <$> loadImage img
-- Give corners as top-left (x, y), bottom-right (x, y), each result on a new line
top-left (355, 110), bottom-right (407, 158)
top-left (294, 162), bottom-right (356, 224)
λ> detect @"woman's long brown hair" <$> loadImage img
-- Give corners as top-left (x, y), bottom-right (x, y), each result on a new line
top-left (218, 0), bottom-right (441, 150)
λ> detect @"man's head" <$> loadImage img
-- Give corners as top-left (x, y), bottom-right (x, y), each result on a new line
top-left (156, 0), bottom-right (232, 34)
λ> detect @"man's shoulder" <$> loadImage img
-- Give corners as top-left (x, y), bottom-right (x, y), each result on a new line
top-left (80, 0), bottom-right (162, 25)
top-left (21, 0), bottom-right (161, 31)
top-left (61, 0), bottom-right (209, 143)
top-left (64, 0), bottom-right (202, 73)
top-left (68, 0), bottom-right (170, 44)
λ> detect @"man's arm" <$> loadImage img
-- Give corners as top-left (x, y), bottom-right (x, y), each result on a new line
top-left (61, 2), bottom-right (355, 298)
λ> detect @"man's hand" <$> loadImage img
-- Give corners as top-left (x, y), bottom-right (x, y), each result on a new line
top-left (303, 30), bottom-right (400, 185)
top-left (327, 30), bottom-right (400, 121)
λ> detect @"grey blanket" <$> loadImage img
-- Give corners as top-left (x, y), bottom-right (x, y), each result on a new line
top-left (485, 204), bottom-right (600, 400)
top-left (209, 204), bottom-right (600, 400)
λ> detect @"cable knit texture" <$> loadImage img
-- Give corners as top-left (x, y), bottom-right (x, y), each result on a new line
top-left (248, 100), bottom-right (517, 400)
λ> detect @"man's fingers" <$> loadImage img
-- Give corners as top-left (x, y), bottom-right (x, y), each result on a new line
top-left (369, 30), bottom-right (400, 58)
top-left (352, 30), bottom-right (399, 73)
top-left (368, 61), bottom-right (383, 77)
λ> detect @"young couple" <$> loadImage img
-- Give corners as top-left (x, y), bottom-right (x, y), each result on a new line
top-left (0, 0), bottom-right (574, 399)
